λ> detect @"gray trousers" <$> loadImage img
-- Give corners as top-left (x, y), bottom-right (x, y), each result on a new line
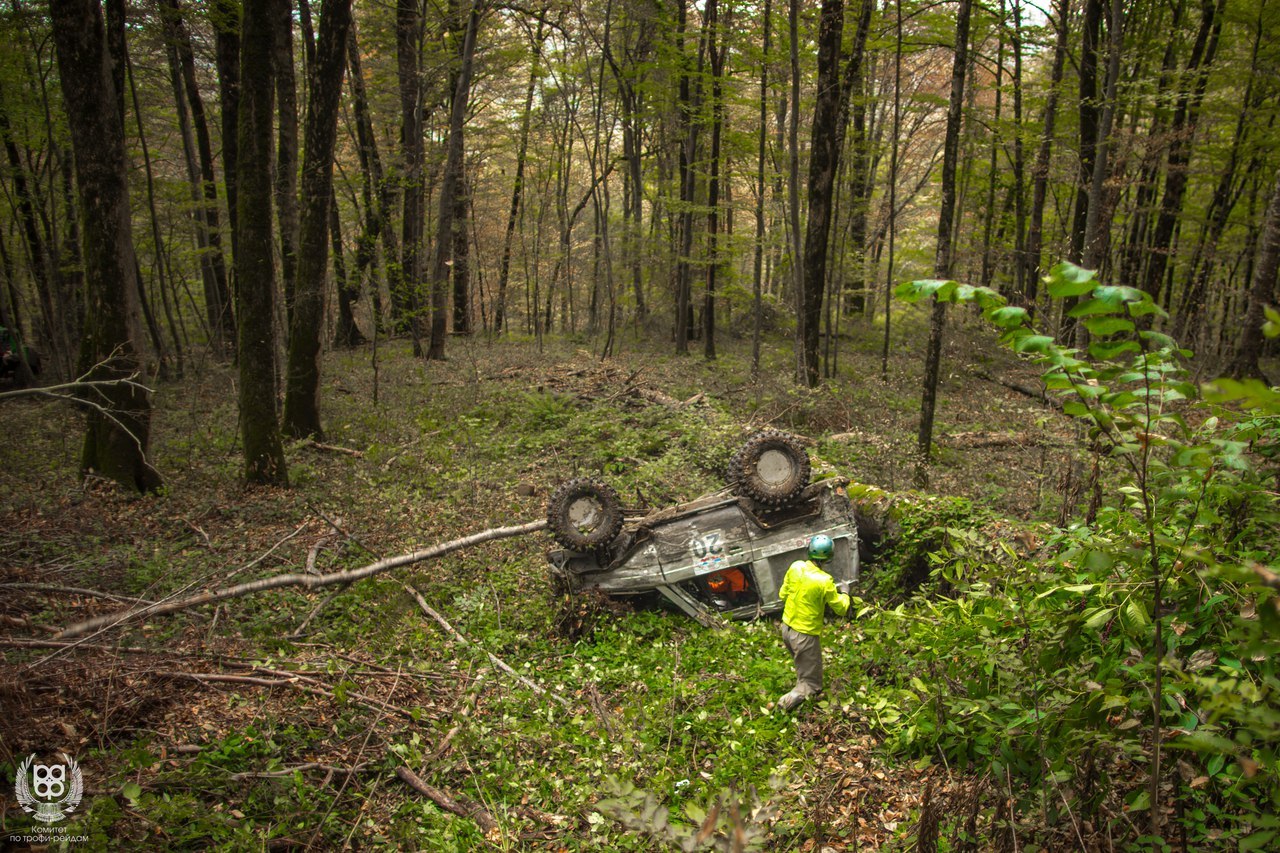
top-left (781, 623), bottom-right (823, 700)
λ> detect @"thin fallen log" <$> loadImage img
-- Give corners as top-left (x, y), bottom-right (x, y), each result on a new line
top-left (970, 368), bottom-right (1064, 411)
top-left (0, 582), bottom-right (158, 607)
top-left (230, 761), bottom-right (373, 781)
top-left (163, 670), bottom-right (419, 721)
top-left (395, 765), bottom-right (499, 835)
top-left (403, 583), bottom-right (572, 708)
top-left (55, 519), bottom-right (547, 639)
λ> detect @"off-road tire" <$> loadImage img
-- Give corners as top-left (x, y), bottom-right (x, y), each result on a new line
top-left (547, 478), bottom-right (624, 551)
top-left (728, 430), bottom-right (811, 508)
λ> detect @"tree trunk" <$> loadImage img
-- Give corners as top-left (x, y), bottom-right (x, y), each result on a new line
top-left (495, 19), bottom-right (544, 334)
top-left (1228, 166), bottom-right (1280, 380)
top-left (274, 0), bottom-right (300, 319)
top-left (427, 0), bottom-right (481, 360)
top-left (211, 0), bottom-right (241, 273)
top-left (751, 0), bottom-right (772, 377)
top-left (236, 0), bottom-right (289, 486)
top-left (160, 0), bottom-right (235, 355)
top-left (451, 168), bottom-right (472, 336)
top-left (703, 0), bottom-right (723, 361)
top-left (1021, 0), bottom-right (1068, 308)
top-left (397, 0), bottom-right (425, 353)
top-left (914, 0), bottom-right (971, 488)
top-left (347, 24), bottom-right (400, 335)
top-left (50, 0), bottom-right (161, 492)
top-left (787, 0), bottom-right (802, 378)
top-left (799, 0), bottom-right (845, 386)
top-left (284, 0), bottom-right (352, 440)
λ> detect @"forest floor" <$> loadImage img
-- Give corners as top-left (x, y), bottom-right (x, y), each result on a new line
top-left (1, 307), bottom-right (1250, 849)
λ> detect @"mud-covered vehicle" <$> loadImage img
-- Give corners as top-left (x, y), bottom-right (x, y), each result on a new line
top-left (546, 431), bottom-right (859, 624)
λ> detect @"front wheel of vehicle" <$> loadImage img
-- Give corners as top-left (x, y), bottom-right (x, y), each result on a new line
top-left (728, 430), bottom-right (811, 507)
top-left (546, 478), bottom-right (624, 551)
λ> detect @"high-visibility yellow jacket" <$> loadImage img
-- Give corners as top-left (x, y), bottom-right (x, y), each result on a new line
top-left (779, 559), bottom-right (850, 637)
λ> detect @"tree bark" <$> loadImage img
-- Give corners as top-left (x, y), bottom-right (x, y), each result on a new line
top-left (211, 0), bottom-right (242, 274)
top-left (50, 0), bottom-right (161, 493)
top-left (799, 0), bottom-right (845, 386)
top-left (1229, 166), bottom-right (1280, 380)
top-left (284, 0), bottom-right (353, 440)
top-left (495, 19), bottom-right (544, 334)
top-left (160, 0), bottom-right (235, 355)
top-left (914, 0), bottom-right (971, 488)
top-left (236, 0), bottom-right (289, 486)
top-left (397, 0), bottom-right (426, 352)
top-left (274, 0), bottom-right (300, 319)
top-left (427, 0), bottom-right (481, 360)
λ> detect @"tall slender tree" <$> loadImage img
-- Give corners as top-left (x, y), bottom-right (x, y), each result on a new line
top-left (50, 0), bottom-right (161, 492)
top-left (284, 0), bottom-right (353, 439)
top-left (914, 0), bottom-right (972, 488)
top-left (236, 0), bottom-right (288, 485)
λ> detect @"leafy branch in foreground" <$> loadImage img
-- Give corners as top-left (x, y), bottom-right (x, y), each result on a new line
top-left (894, 263), bottom-right (1279, 847)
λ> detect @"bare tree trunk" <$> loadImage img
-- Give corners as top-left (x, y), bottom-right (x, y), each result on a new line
top-left (397, 0), bottom-right (426, 353)
top-left (799, 0), bottom-right (845, 386)
top-left (1021, 0), bottom-right (1068, 308)
top-left (274, 0), bottom-right (300, 319)
top-left (160, 0), bottom-right (234, 355)
top-left (703, 0), bottom-right (723, 361)
top-left (914, 0), bottom-right (971, 489)
top-left (751, 0), bottom-right (772, 377)
top-left (212, 0), bottom-right (241, 274)
top-left (1229, 166), bottom-right (1280, 380)
top-left (284, 0), bottom-right (353, 440)
top-left (237, 0), bottom-right (289, 486)
top-left (495, 19), bottom-right (544, 334)
top-left (427, 0), bottom-right (481, 360)
top-left (51, 0), bottom-right (161, 493)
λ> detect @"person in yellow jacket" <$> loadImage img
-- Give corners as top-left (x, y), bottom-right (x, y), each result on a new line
top-left (777, 534), bottom-right (850, 710)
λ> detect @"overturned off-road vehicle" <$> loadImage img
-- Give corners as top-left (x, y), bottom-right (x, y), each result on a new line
top-left (546, 431), bottom-right (859, 624)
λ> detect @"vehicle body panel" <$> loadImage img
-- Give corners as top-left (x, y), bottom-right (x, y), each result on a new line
top-left (548, 480), bottom-right (858, 622)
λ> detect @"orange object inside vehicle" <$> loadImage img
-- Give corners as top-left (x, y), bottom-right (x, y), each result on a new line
top-left (706, 568), bottom-right (747, 594)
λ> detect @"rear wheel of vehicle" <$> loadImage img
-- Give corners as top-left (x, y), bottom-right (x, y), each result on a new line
top-left (547, 478), bottom-right (624, 551)
top-left (729, 430), bottom-right (810, 507)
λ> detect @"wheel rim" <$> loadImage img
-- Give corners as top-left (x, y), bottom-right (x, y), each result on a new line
top-left (567, 495), bottom-right (604, 534)
top-left (755, 448), bottom-right (795, 486)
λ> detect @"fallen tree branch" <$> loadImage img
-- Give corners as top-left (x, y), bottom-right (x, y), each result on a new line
top-left (395, 765), bottom-right (498, 835)
top-left (403, 583), bottom-right (572, 708)
top-left (230, 761), bottom-right (373, 781)
top-left (1, 581), bottom-right (158, 607)
top-left (162, 670), bottom-right (420, 721)
top-left (55, 519), bottom-right (547, 639)
top-left (969, 368), bottom-right (1064, 411)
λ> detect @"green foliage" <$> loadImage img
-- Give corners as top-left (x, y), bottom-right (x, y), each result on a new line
top-left (885, 263), bottom-right (1280, 844)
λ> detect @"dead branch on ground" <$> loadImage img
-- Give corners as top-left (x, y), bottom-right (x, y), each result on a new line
top-left (395, 765), bottom-right (499, 835)
top-left (54, 519), bottom-right (547, 640)
top-left (402, 583), bottom-right (573, 709)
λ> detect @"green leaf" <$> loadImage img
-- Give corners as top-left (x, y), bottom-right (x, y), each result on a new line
top-left (988, 306), bottom-right (1030, 328)
top-left (1013, 335), bottom-right (1054, 354)
top-left (1128, 299), bottom-right (1168, 319)
top-left (1046, 262), bottom-right (1096, 297)
top-left (1241, 830), bottom-right (1278, 852)
top-left (1089, 339), bottom-right (1140, 359)
top-left (122, 781), bottom-right (143, 804)
top-left (1084, 606), bottom-right (1116, 631)
top-left (1085, 317), bottom-right (1136, 337)
top-left (1062, 401), bottom-right (1090, 417)
top-left (1263, 305), bottom-right (1280, 337)
top-left (1093, 285), bottom-right (1147, 306)
top-left (1068, 298), bottom-right (1118, 318)
top-left (1139, 330), bottom-right (1178, 349)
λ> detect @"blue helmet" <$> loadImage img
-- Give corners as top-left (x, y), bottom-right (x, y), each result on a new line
top-left (808, 534), bottom-right (834, 562)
